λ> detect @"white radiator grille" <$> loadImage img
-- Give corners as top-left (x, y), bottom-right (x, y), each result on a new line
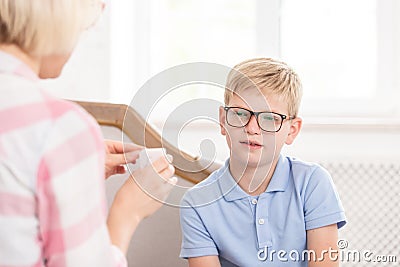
top-left (321, 161), bottom-right (400, 266)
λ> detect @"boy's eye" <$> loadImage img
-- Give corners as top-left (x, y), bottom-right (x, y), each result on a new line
top-left (263, 115), bottom-right (274, 121)
top-left (262, 115), bottom-right (276, 121)
top-left (262, 114), bottom-right (280, 122)
top-left (235, 111), bottom-right (248, 117)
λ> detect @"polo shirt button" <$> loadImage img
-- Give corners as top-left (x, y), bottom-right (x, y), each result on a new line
top-left (251, 199), bottom-right (258, 205)
top-left (258, 218), bottom-right (265, 225)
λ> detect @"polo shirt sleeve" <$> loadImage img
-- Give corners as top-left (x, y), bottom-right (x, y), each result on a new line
top-left (179, 195), bottom-right (219, 259)
top-left (303, 165), bottom-right (347, 230)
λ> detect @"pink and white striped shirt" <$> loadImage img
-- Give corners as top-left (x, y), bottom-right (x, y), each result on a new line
top-left (0, 51), bottom-right (127, 267)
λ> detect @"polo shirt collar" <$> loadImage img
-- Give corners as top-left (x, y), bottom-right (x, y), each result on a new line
top-left (218, 155), bottom-right (290, 201)
top-left (218, 160), bottom-right (248, 202)
top-left (265, 155), bottom-right (290, 193)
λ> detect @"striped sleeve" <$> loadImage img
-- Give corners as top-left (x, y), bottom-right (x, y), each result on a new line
top-left (36, 96), bottom-right (127, 267)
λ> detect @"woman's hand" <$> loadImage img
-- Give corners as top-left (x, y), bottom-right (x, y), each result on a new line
top-left (104, 139), bottom-right (143, 179)
top-left (107, 155), bottom-right (177, 254)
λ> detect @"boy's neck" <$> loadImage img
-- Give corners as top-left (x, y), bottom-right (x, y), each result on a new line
top-left (229, 156), bottom-right (280, 196)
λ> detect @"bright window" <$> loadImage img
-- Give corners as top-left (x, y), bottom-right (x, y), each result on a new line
top-left (281, 0), bottom-right (377, 99)
top-left (110, 0), bottom-right (400, 121)
top-left (145, 0), bottom-right (258, 122)
top-left (149, 0), bottom-right (257, 72)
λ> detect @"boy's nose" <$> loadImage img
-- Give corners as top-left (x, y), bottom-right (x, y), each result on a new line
top-left (245, 115), bottom-right (261, 134)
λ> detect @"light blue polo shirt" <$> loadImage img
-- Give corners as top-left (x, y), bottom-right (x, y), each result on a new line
top-left (180, 155), bottom-right (346, 266)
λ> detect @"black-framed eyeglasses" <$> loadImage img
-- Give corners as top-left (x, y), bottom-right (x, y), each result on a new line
top-left (224, 106), bottom-right (295, 132)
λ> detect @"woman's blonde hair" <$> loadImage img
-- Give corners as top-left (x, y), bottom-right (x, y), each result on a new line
top-left (225, 58), bottom-right (303, 117)
top-left (0, 0), bottom-right (101, 55)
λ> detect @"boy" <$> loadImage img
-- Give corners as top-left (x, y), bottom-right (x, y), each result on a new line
top-left (180, 58), bottom-right (346, 267)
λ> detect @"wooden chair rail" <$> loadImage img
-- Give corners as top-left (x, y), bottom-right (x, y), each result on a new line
top-left (74, 101), bottom-right (220, 184)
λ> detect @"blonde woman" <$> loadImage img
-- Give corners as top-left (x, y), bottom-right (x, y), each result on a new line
top-left (0, 1), bottom-right (176, 266)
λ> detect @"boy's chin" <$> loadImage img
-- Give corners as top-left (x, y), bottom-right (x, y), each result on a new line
top-left (232, 154), bottom-right (275, 168)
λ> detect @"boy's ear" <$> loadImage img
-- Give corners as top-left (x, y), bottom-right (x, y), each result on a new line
top-left (285, 117), bottom-right (302, 145)
top-left (219, 106), bottom-right (227, 136)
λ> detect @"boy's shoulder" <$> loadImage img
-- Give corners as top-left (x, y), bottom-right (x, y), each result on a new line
top-left (285, 155), bottom-right (335, 190)
top-left (286, 155), bottom-right (330, 176)
top-left (181, 161), bottom-right (228, 208)
top-left (286, 155), bottom-right (317, 167)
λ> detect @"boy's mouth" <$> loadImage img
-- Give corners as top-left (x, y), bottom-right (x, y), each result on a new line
top-left (240, 140), bottom-right (263, 149)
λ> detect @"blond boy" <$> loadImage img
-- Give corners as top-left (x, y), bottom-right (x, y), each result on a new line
top-left (180, 58), bottom-right (346, 267)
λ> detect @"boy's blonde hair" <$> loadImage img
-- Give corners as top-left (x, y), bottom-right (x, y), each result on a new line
top-left (0, 0), bottom-right (101, 56)
top-left (225, 58), bottom-right (303, 117)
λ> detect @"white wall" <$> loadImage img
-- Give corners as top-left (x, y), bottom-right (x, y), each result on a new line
top-left (40, 4), bottom-right (111, 102)
top-left (160, 120), bottom-right (400, 164)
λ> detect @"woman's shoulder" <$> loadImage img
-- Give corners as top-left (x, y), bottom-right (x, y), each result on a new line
top-left (39, 91), bottom-right (96, 125)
